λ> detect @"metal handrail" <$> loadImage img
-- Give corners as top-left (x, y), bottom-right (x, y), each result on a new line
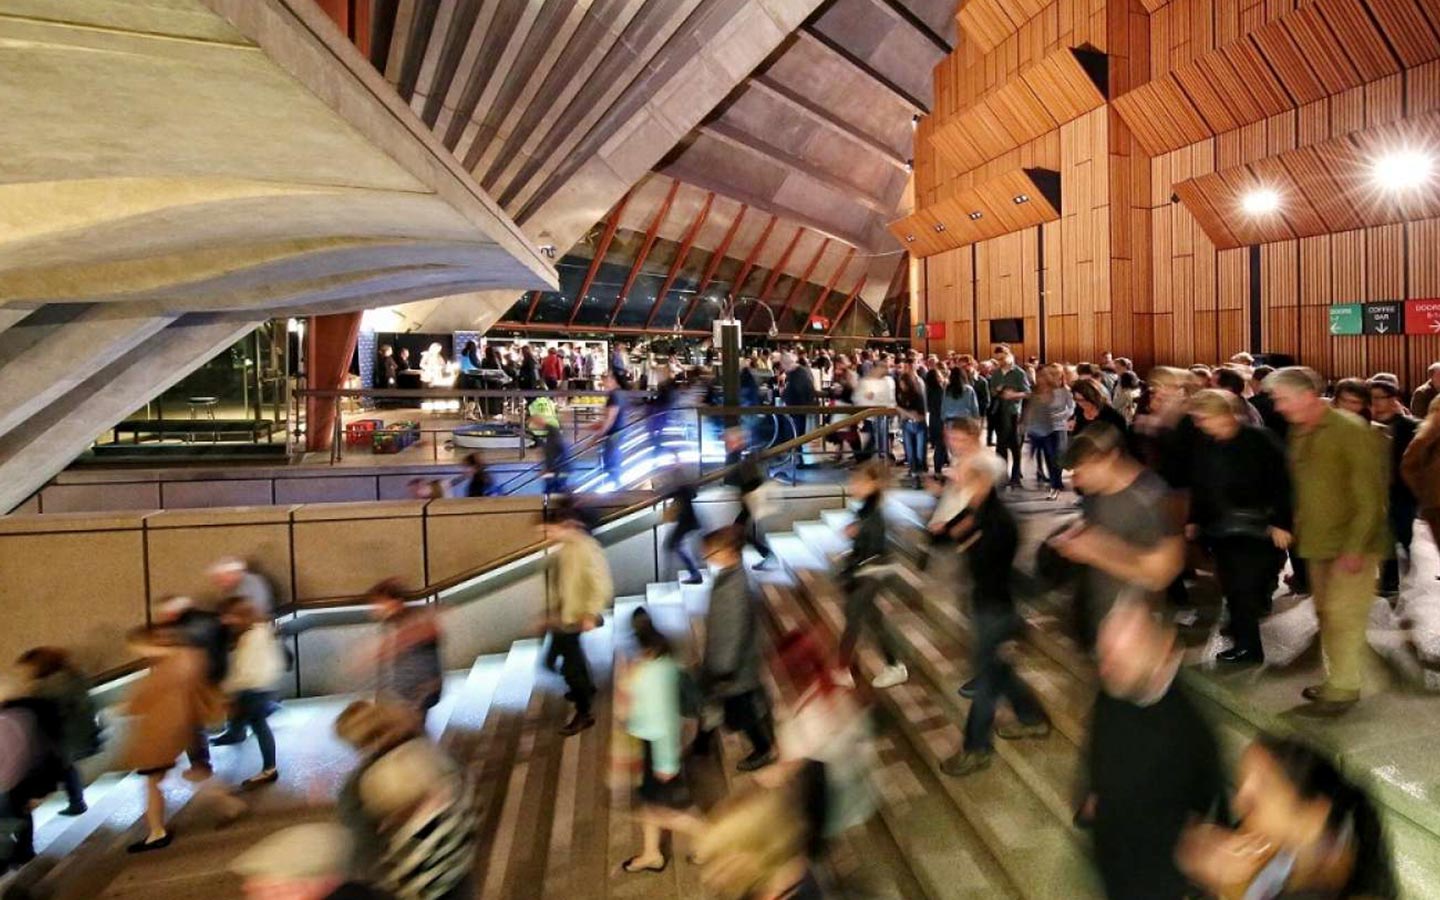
top-left (492, 403), bottom-right (668, 495)
top-left (276, 406), bottom-right (895, 614)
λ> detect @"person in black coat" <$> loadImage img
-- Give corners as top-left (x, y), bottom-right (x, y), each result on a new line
top-left (1083, 601), bottom-right (1227, 899)
top-left (1372, 380), bottom-right (1420, 595)
top-left (1188, 389), bottom-right (1292, 664)
top-left (835, 462), bottom-right (906, 689)
top-left (723, 428), bottom-right (776, 570)
top-left (780, 356), bottom-right (817, 443)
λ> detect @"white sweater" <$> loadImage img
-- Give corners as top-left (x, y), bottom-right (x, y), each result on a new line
top-left (223, 624), bottom-right (284, 693)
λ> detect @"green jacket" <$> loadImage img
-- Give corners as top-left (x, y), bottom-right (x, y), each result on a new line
top-left (1289, 407), bottom-right (1390, 559)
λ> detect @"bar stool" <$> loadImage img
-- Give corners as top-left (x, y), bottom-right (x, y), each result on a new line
top-left (187, 396), bottom-right (218, 419)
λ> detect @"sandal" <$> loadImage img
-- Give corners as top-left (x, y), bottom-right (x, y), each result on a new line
top-left (621, 855), bottom-right (668, 874)
top-left (127, 831), bottom-right (173, 854)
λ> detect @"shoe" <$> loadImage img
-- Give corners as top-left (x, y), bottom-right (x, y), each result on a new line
top-left (1217, 647), bottom-right (1264, 665)
top-left (753, 555), bottom-right (774, 571)
top-left (1045, 488), bottom-right (1060, 501)
top-left (621, 855), bottom-right (668, 874)
top-left (681, 575), bottom-right (704, 585)
top-left (832, 668), bottom-right (856, 689)
top-left (939, 750), bottom-right (993, 777)
top-left (1173, 608), bottom-right (1200, 627)
top-left (127, 831), bottom-right (173, 854)
top-left (996, 720), bottom-right (1052, 741)
top-left (58, 802), bottom-right (88, 817)
top-left (182, 765), bottom-right (213, 784)
top-left (210, 731), bottom-right (248, 746)
top-left (958, 678), bottom-right (978, 699)
top-left (241, 769), bottom-right (279, 790)
top-left (560, 714), bottom-right (596, 736)
top-left (871, 663), bottom-right (909, 689)
top-left (736, 751), bottom-right (776, 773)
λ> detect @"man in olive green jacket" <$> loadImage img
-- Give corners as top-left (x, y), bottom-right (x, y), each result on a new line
top-left (1266, 367), bottom-right (1389, 714)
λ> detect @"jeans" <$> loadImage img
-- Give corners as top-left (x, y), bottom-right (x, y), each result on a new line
top-left (1212, 537), bottom-right (1282, 655)
top-left (863, 416), bottom-right (891, 460)
top-left (1031, 432), bottom-right (1064, 490)
top-left (1381, 502), bottom-right (1416, 592)
top-left (235, 690), bottom-right (277, 770)
top-left (603, 432), bottom-right (622, 487)
top-left (666, 522), bottom-right (703, 580)
top-left (549, 629), bottom-right (595, 716)
top-left (838, 573), bottom-right (899, 667)
top-left (902, 419), bottom-right (927, 476)
top-left (995, 414), bottom-right (1022, 482)
top-left (963, 609), bottom-right (1046, 752)
top-left (735, 506), bottom-right (773, 559)
top-left (1309, 555), bottom-right (1379, 701)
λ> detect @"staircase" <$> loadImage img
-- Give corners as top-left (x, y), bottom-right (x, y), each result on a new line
top-left (16, 482), bottom-right (1440, 899)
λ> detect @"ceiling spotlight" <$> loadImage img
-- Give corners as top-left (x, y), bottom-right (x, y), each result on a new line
top-left (968, 211), bottom-right (983, 220)
top-left (1013, 194), bottom-right (1029, 204)
top-left (904, 159), bottom-right (914, 173)
top-left (905, 234), bottom-right (916, 243)
top-left (1241, 188), bottom-right (1280, 215)
top-left (934, 223), bottom-right (947, 232)
top-left (1371, 148), bottom-right (1435, 192)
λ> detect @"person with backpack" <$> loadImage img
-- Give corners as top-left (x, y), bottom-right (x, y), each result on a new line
top-left (15, 647), bottom-right (101, 817)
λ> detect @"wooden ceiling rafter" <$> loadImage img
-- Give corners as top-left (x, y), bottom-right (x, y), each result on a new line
top-left (1113, 0), bottom-right (1440, 157)
top-left (643, 191), bottom-right (715, 330)
top-left (777, 237), bottom-right (833, 331)
top-left (725, 213), bottom-right (779, 319)
top-left (745, 226), bottom-right (806, 330)
top-left (1172, 113), bottom-right (1440, 249)
top-left (606, 179), bottom-right (679, 326)
top-left (929, 46), bottom-right (1108, 174)
top-left (887, 168), bottom-right (1062, 258)
top-left (566, 190), bottom-right (632, 326)
top-left (681, 203), bottom-right (748, 327)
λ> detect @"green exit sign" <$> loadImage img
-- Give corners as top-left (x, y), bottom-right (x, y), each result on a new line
top-left (1328, 303), bottom-right (1363, 336)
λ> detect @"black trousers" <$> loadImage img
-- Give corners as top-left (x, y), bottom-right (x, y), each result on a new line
top-left (1382, 500), bottom-right (1417, 592)
top-left (838, 573), bottom-right (899, 667)
top-left (704, 689), bottom-right (774, 758)
top-left (964, 609), bottom-right (1046, 752)
top-left (995, 414), bottom-right (1022, 482)
top-left (0, 790), bottom-right (33, 870)
top-left (1212, 536), bottom-right (1282, 655)
top-left (548, 629), bottom-right (595, 716)
top-left (734, 505), bottom-right (773, 558)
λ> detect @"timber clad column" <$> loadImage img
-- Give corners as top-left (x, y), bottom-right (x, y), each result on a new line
top-left (305, 313), bottom-right (362, 453)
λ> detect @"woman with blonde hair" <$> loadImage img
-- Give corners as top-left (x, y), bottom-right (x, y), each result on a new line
top-left (695, 781), bottom-right (819, 900)
top-left (1024, 363), bottom-right (1074, 500)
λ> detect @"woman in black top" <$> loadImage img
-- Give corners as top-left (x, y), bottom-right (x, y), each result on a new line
top-left (516, 345), bottom-right (541, 391)
top-left (1188, 389), bottom-right (1292, 664)
top-left (1072, 378), bottom-right (1128, 437)
top-left (923, 365), bottom-right (947, 476)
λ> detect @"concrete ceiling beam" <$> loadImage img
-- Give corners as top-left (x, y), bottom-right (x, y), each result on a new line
top-left (749, 76), bottom-right (909, 171)
top-left (699, 122), bottom-right (894, 215)
top-left (795, 27), bottom-right (927, 114)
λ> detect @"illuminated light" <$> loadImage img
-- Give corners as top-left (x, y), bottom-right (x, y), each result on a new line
top-left (968, 211), bottom-right (983, 221)
top-left (1371, 148), bottom-right (1435, 192)
top-left (1012, 194), bottom-right (1029, 204)
top-left (1241, 188), bottom-right (1280, 216)
top-left (933, 223), bottom-right (947, 232)
top-left (905, 235), bottom-right (916, 243)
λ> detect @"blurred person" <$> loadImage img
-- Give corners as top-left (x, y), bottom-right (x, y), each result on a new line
top-left (407, 478), bottom-right (444, 501)
top-left (780, 353), bottom-right (817, 444)
top-left (15, 647), bottom-right (100, 816)
top-left (723, 427), bottom-right (776, 570)
top-left (835, 462), bottom-right (907, 690)
top-left (334, 701), bottom-right (475, 899)
top-left (1187, 389), bottom-right (1292, 665)
top-left (526, 413), bottom-right (567, 494)
top-left (1178, 735), bottom-right (1393, 900)
top-left (1331, 378), bottom-right (1370, 419)
top-left (153, 596), bottom-right (228, 780)
top-left (971, 357), bottom-right (994, 444)
top-left (1190, 364), bottom-right (1215, 389)
top-left (396, 347), bottom-right (413, 372)
top-left (1370, 380), bottom-right (1419, 597)
top-left (989, 348), bottom-right (1031, 487)
top-left (540, 346), bottom-right (564, 390)
top-left (1132, 367), bottom-right (1201, 622)
top-left (1412, 361), bottom-right (1440, 418)
top-left (418, 343), bottom-right (452, 388)
top-left (695, 526), bottom-right (776, 772)
top-left (1072, 378), bottom-right (1127, 437)
top-left (209, 556), bottom-right (276, 620)
top-left (1050, 424), bottom-right (1186, 647)
top-left (115, 624), bottom-right (232, 853)
top-left (1112, 370), bottom-right (1141, 424)
top-left (695, 781), bottom-right (819, 900)
top-left (663, 481), bottom-right (704, 585)
top-left (896, 360), bottom-right (928, 484)
top-left (856, 359), bottom-right (896, 462)
top-left (460, 452), bottom-right (492, 498)
top-left (1082, 601), bottom-right (1226, 899)
top-left (594, 371), bottom-right (627, 489)
top-left (378, 345), bottom-right (398, 389)
top-left (367, 580), bottom-right (443, 723)
top-left (924, 363), bottom-right (948, 475)
top-left (1215, 366), bottom-right (1265, 427)
top-left (1265, 367), bottom-right (1388, 715)
top-left (230, 822), bottom-right (392, 899)
top-left (619, 608), bottom-right (701, 874)
top-left (544, 511), bottom-right (611, 736)
top-left (515, 344), bottom-right (541, 391)
top-left (217, 597), bottom-right (285, 788)
top-left (1025, 363), bottom-right (1073, 500)
top-left (610, 342), bottom-right (632, 389)
top-left (940, 441), bottom-right (1051, 777)
top-left (1402, 401), bottom-right (1440, 581)
top-left (936, 365), bottom-right (981, 476)
top-left (1250, 365), bottom-right (1287, 437)
top-left (0, 672), bottom-right (64, 872)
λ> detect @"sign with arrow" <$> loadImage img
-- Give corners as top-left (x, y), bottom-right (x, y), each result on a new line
top-left (1363, 302), bottom-right (1401, 335)
top-left (1405, 299), bottom-right (1440, 335)
top-left (1328, 304), bottom-right (1363, 336)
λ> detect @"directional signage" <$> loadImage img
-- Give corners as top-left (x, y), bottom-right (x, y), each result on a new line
top-left (1363, 302), bottom-right (1402, 335)
top-left (1328, 303), bottom-right (1363, 336)
top-left (1406, 299), bottom-right (1440, 335)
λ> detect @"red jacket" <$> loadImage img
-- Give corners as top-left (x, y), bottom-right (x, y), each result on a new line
top-left (540, 354), bottom-right (564, 382)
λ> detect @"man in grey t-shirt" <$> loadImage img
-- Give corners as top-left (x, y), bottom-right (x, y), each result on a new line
top-left (1050, 424), bottom-right (1185, 642)
top-left (209, 557), bottom-right (276, 619)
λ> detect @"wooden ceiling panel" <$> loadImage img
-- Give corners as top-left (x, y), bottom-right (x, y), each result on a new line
top-left (887, 168), bottom-right (1061, 257)
top-left (957, 0), bottom-right (1023, 54)
top-left (931, 47), bottom-right (1106, 173)
top-left (1316, 0), bottom-right (1403, 82)
top-left (1174, 112), bottom-right (1440, 249)
top-left (1172, 65), bottom-right (1243, 133)
top-left (1367, 0), bottom-right (1440, 67)
top-left (1218, 41), bottom-right (1293, 115)
top-left (1280, 5), bottom-right (1361, 95)
top-left (1248, 26), bottom-right (1329, 106)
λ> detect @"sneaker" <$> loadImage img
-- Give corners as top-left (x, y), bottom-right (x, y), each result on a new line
top-left (1045, 488), bottom-right (1060, 501)
top-left (182, 765), bottom-right (213, 784)
top-left (58, 802), bottom-right (88, 817)
top-left (996, 720), bottom-right (1051, 741)
top-left (939, 750), bottom-right (993, 777)
top-left (871, 663), bottom-right (909, 689)
top-left (559, 713), bottom-right (595, 736)
top-left (1216, 647), bottom-right (1264, 665)
top-left (210, 730), bottom-right (248, 747)
top-left (681, 574), bottom-right (704, 585)
top-left (958, 678), bottom-right (978, 699)
top-left (832, 668), bottom-right (856, 689)
top-left (736, 751), bottom-right (776, 773)
top-left (241, 769), bottom-right (279, 790)
top-left (753, 556), bottom-right (775, 571)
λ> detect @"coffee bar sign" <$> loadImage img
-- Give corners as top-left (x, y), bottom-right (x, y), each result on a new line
top-left (1331, 301), bottom-right (1440, 335)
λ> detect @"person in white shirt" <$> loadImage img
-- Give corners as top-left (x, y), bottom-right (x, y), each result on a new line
top-left (857, 363), bottom-right (897, 461)
top-left (218, 597), bottom-right (285, 789)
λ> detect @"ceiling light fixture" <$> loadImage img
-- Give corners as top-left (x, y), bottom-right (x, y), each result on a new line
top-left (1241, 188), bottom-right (1280, 215)
top-left (1371, 148), bottom-right (1435, 192)
top-left (968, 211), bottom-right (983, 220)
top-left (905, 234), bottom-right (916, 243)
top-left (1013, 194), bottom-right (1029, 204)
top-left (934, 223), bottom-right (946, 232)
